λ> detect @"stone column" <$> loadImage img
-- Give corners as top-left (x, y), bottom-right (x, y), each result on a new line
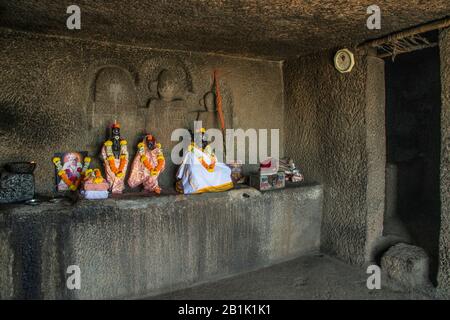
top-left (284, 50), bottom-right (385, 265)
top-left (438, 27), bottom-right (450, 298)
top-left (364, 54), bottom-right (386, 262)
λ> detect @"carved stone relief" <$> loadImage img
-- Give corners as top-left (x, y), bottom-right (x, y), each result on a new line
top-left (88, 66), bottom-right (141, 149)
top-left (85, 60), bottom-right (236, 189)
top-left (196, 90), bottom-right (233, 131)
top-left (140, 61), bottom-right (195, 188)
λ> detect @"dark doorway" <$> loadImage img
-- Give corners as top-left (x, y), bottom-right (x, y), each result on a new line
top-left (384, 35), bottom-right (442, 286)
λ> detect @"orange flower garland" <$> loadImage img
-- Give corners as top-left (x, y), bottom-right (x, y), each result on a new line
top-left (104, 140), bottom-right (128, 178)
top-left (138, 142), bottom-right (165, 176)
top-left (53, 156), bottom-right (91, 191)
top-left (190, 142), bottom-right (216, 173)
top-left (155, 153), bottom-right (165, 172)
top-left (198, 155), bottom-right (216, 173)
top-left (93, 169), bottom-right (104, 184)
top-left (59, 171), bottom-right (79, 191)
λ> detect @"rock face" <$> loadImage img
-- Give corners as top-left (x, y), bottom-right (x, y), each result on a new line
top-left (0, 184), bottom-right (323, 299)
top-left (439, 27), bottom-right (450, 299)
top-left (381, 243), bottom-right (430, 289)
top-left (0, 28), bottom-right (284, 193)
top-left (0, 172), bottom-right (34, 204)
top-left (283, 51), bottom-right (386, 266)
top-left (0, 1), bottom-right (449, 59)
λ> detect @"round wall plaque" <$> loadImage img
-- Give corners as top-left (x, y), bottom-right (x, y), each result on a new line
top-left (334, 49), bottom-right (355, 73)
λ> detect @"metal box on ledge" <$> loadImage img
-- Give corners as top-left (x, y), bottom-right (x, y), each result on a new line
top-left (249, 172), bottom-right (285, 191)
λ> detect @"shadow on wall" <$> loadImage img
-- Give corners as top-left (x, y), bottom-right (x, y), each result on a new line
top-left (0, 100), bottom-right (20, 133)
top-left (0, 99), bottom-right (73, 149)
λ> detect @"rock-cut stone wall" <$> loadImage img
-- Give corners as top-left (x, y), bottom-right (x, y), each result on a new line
top-left (438, 27), bottom-right (450, 298)
top-left (283, 50), bottom-right (386, 266)
top-left (0, 28), bottom-right (284, 193)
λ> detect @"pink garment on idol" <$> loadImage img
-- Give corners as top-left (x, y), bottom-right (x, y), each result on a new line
top-left (101, 145), bottom-right (128, 194)
top-left (128, 146), bottom-right (165, 192)
top-left (83, 179), bottom-right (109, 191)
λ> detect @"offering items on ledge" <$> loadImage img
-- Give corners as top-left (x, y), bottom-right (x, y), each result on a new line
top-left (279, 158), bottom-right (304, 183)
top-left (249, 158), bottom-right (285, 191)
top-left (259, 157), bottom-right (279, 176)
top-left (80, 169), bottom-right (109, 200)
top-left (128, 134), bottom-right (165, 194)
top-left (249, 172), bottom-right (285, 191)
top-left (228, 160), bottom-right (245, 184)
top-left (176, 128), bottom-right (233, 194)
top-left (101, 121), bottom-right (129, 194)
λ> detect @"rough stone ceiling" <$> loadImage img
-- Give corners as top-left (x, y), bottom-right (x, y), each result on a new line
top-left (0, 0), bottom-right (449, 60)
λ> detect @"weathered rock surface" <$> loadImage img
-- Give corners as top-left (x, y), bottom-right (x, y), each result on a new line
top-left (0, 28), bottom-right (284, 193)
top-left (381, 243), bottom-right (431, 289)
top-left (1, 1), bottom-right (449, 59)
top-left (154, 254), bottom-right (432, 300)
top-left (284, 51), bottom-right (385, 265)
top-left (438, 27), bottom-right (450, 299)
top-left (0, 184), bottom-right (323, 299)
top-left (0, 172), bottom-right (34, 204)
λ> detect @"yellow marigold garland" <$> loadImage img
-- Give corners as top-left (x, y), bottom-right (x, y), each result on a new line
top-left (93, 169), bottom-right (104, 184)
top-left (84, 168), bottom-right (105, 184)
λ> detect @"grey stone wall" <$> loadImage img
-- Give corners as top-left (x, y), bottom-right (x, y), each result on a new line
top-left (283, 51), bottom-right (385, 265)
top-left (438, 27), bottom-right (450, 298)
top-left (0, 28), bottom-right (284, 193)
top-left (0, 185), bottom-right (323, 299)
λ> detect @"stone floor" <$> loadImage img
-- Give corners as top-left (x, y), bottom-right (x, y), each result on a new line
top-left (151, 253), bottom-right (432, 300)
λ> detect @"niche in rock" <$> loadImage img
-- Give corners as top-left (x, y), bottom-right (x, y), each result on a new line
top-left (88, 66), bottom-right (141, 148)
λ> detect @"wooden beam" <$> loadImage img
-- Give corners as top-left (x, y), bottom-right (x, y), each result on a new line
top-left (358, 16), bottom-right (450, 50)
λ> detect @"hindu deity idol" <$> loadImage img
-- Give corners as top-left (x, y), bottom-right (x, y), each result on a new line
top-left (128, 134), bottom-right (165, 194)
top-left (176, 128), bottom-right (233, 194)
top-left (52, 153), bottom-right (91, 192)
top-left (100, 122), bottom-right (129, 194)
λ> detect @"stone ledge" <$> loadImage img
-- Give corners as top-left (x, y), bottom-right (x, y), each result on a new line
top-left (0, 184), bottom-right (323, 299)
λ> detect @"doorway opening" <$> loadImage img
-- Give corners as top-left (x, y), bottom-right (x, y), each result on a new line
top-left (384, 31), bottom-right (442, 286)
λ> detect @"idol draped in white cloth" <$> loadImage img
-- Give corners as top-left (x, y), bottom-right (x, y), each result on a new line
top-left (176, 144), bottom-right (233, 194)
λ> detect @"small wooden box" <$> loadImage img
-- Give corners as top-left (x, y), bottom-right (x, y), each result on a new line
top-left (249, 172), bottom-right (285, 191)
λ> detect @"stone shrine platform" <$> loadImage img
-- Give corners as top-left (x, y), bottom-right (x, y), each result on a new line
top-left (0, 184), bottom-right (323, 299)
